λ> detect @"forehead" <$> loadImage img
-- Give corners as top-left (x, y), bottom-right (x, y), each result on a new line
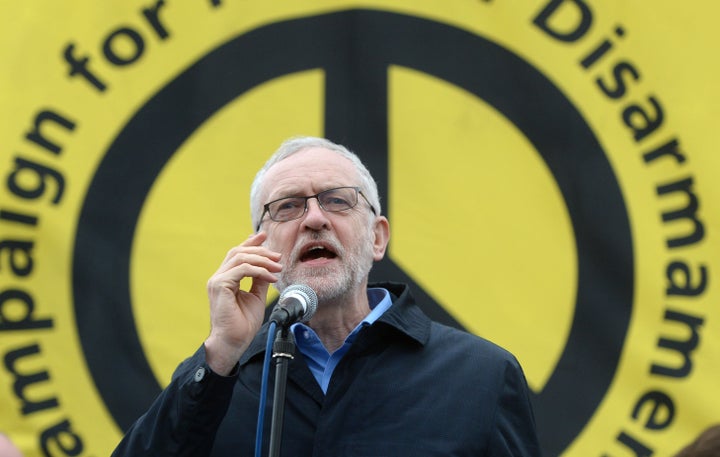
top-left (262, 147), bottom-right (360, 197)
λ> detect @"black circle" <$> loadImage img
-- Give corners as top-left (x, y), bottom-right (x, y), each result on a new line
top-left (73, 9), bottom-right (633, 454)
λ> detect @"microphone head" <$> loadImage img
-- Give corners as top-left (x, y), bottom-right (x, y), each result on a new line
top-left (279, 284), bottom-right (318, 323)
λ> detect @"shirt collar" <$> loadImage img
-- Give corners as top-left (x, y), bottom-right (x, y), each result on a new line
top-left (290, 287), bottom-right (393, 348)
top-left (240, 282), bottom-right (430, 366)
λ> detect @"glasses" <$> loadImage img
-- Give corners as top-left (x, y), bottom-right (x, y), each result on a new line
top-left (257, 186), bottom-right (376, 231)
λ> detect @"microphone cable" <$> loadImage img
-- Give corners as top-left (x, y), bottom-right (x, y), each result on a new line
top-left (254, 321), bottom-right (277, 457)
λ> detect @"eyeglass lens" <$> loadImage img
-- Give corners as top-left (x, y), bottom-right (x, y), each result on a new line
top-left (268, 187), bottom-right (359, 222)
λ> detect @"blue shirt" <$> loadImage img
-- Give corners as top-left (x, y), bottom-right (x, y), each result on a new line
top-left (291, 288), bottom-right (392, 393)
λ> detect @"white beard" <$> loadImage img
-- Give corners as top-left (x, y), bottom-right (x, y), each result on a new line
top-left (275, 229), bottom-right (375, 303)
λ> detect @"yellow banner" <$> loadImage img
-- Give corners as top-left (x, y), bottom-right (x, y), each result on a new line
top-left (1, 1), bottom-right (718, 456)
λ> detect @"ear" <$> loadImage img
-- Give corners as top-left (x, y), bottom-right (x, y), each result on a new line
top-left (371, 216), bottom-right (390, 261)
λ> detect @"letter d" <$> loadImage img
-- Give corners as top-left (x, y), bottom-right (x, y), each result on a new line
top-left (533, 0), bottom-right (593, 42)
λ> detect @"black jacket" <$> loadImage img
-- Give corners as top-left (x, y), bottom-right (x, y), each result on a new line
top-left (112, 282), bottom-right (541, 456)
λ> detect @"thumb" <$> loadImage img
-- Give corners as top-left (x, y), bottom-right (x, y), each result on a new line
top-left (249, 277), bottom-right (271, 304)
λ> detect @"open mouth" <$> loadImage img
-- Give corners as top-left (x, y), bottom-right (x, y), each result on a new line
top-left (299, 244), bottom-right (338, 263)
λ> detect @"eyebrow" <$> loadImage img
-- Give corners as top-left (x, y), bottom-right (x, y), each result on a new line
top-left (267, 185), bottom-right (350, 201)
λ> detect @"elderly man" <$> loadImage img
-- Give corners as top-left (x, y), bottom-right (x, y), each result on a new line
top-left (112, 136), bottom-right (540, 456)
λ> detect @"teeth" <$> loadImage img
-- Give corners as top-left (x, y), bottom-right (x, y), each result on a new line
top-left (309, 245), bottom-right (324, 251)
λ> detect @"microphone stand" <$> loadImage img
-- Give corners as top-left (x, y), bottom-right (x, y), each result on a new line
top-left (268, 325), bottom-right (295, 457)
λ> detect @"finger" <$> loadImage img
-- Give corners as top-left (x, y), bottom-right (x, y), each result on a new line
top-left (248, 276), bottom-right (271, 303)
top-left (218, 232), bottom-right (266, 262)
top-left (210, 262), bottom-right (279, 291)
top-left (220, 236), bottom-right (281, 266)
top-left (242, 231), bottom-right (267, 245)
top-left (215, 251), bottom-right (283, 278)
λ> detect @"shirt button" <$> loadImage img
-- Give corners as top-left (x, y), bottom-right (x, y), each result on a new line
top-left (194, 367), bottom-right (206, 382)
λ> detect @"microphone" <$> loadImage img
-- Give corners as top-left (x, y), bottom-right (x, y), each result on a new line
top-left (268, 284), bottom-right (318, 327)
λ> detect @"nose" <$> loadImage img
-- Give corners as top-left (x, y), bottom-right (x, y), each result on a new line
top-left (301, 197), bottom-right (330, 230)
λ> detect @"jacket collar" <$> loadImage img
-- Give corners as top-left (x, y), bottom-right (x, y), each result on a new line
top-left (239, 282), bottom-right (431, 366)
top-left (372, 281), bottom-right (431, 346)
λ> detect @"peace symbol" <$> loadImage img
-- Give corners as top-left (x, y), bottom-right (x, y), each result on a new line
top-left (73, 10), bottom-right (633, 454)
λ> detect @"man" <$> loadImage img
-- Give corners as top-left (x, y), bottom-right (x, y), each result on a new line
top-left (112, 136), bottom-right (540, 456)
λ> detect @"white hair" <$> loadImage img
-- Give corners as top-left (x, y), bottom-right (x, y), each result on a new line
top-left (250, 136), bottom-right (382, 231)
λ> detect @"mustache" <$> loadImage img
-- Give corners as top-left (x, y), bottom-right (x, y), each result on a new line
top-left (287, 232), bottom-right (345, 265)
